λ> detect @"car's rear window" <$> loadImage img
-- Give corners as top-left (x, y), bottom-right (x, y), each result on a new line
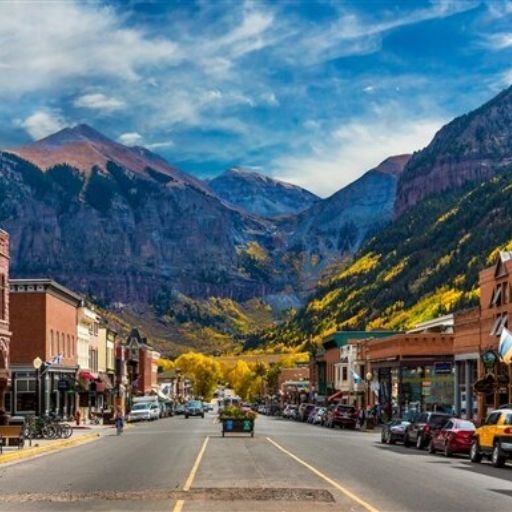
top-left (430, 415), bottom-right (449, 426)
top-left (455, 420), bottom-right (475, 430)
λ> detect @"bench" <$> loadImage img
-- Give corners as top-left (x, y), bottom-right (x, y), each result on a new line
top-left (0, 425), bottom-right (24, 454)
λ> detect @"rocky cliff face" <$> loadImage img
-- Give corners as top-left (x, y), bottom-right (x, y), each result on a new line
top-left (207, 167), bottom-right (319, 218)
top-left (0, 141), bottom-right (286, 305)
top-left (395, 86), bottom-right (512, 217)
top-left (278, 155), bottom-right (410, 284)
top-left (0, 125), bottom-right (407, 321)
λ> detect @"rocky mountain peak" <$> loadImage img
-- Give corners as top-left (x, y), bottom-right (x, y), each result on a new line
top-left (373, 154), bottom-right (411, 176)
top-left (6, 125), bottom-right (211, 191)
top-left (208, 167), bottom-right (319, 217)
top-left (395, 85), bottom-right (512, 217)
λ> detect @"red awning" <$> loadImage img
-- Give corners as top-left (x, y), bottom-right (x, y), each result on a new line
top-left (327, 390), bottom-right (346, 402)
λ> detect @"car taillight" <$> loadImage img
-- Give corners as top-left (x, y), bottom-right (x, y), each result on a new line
top-left (504, 427), bottom-right (512, 435)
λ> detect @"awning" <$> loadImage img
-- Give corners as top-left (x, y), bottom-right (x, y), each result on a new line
top-left (327, 390), bottom-right (346, 402)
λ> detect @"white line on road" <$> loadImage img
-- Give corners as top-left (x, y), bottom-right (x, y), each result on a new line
top-left (266, 436), bottom-right (379, 512)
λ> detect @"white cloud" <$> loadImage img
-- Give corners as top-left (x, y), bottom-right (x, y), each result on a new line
top-left (74, 93), bottom-right (125, 111)
top-left (280, 1), bottom-right (479, 64)
top-left (118, 132), bottom-right (143, 146)
top-left (272, 111), bottom-right (445, 197)
top-left (485, 32), bottom-right (512, 49)
top-left (18, 111), bottom-right (67, 140)
top-left (146, 141), bottom-right (175, 150)
top-left (0, 2), bottom-right (180, 94)
top-left (261, 92), bottom-right (279, 106)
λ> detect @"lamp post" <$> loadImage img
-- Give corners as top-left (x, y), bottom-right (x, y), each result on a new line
top-left (366, 371), bottom-right (373, 409)
top-left (32, 357), bottom-right (43, 417)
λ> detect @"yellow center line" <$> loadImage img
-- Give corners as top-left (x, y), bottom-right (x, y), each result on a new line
top-left (183, 435), bottom-right (209, 491)
top-left (172, 499), bottom-right (184, 512)
top-left (266, 436), bottom-right (380, 512)
top-left (170, 435), bottom-right (210, 512)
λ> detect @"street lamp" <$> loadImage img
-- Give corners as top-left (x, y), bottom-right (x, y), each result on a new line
top-left (366, 371), bottom-right (373, 409)
top-left (32, 357), bottom-right (43, 417)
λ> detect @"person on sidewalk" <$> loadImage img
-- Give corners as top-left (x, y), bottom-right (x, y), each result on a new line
top-left (114, 407), bottom-right (124, 435)
top-left (357, 408), bottom-right (366, 429)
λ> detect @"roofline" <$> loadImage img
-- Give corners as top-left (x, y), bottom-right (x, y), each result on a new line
top-left (10, 278), bottom-right (83, 304)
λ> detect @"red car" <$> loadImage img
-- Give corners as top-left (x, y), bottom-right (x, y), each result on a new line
top-left (428, 418), bottom-right (475, 457)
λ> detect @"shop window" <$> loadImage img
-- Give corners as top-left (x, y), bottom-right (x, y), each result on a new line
top-left (15, 378), bottom-right (36, 414)
top-left (342, 367), bottom-right (348, 381)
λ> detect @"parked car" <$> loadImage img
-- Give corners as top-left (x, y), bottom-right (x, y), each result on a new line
top-left (257, 405), bottom-right (268, 415)
top-left (309, 407), bottom-right (327, 425)
top-left (127, 402), bottom-right (160, 422)
top-left (203, 403), bottom-right (214, 412)
top-left (282, 404), bottom-right (298, 420)
top-left (298, 403), bottom-right (316, 422)
top-left (325, 404), bottom-right (358, 429)
top-left (381, 419), bottom-right (411, 444)
top-left (428, 418), bottom-right (475, 457)
top-left (405, 411), bottom-right (451, 449)
top-left (175, 404), bottom-right (186, 415)
top-left (471, 407), bottom-right (512, 467)
top-left (185, 400), bottom-right (204, 419)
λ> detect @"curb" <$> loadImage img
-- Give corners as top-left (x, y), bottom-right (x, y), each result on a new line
top-left (0, 432), bottom-right (100, 464)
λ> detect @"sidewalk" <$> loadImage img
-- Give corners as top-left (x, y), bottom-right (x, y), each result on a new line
top-left (0, 423), bottom-right (113, 465)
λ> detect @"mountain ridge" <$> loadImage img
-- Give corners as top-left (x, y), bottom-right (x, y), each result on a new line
top-left (208, 167), bottom-right (319, 218)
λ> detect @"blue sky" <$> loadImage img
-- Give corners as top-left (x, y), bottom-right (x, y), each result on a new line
top-left (1, 0), bottom-right (512, 196)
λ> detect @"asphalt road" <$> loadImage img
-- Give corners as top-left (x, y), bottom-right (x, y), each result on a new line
top-left (1, 413), bottom-right (512, 511)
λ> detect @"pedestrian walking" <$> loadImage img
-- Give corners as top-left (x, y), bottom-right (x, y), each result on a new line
top-left (114, 407), bottom-right (124, 435)
top-left (357, 408), bottom-right (366, 429)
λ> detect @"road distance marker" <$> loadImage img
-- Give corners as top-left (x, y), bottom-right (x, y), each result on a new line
top-left (266, 436), bottom-right (379, 512)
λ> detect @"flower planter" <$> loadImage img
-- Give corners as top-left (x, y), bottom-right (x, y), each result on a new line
top-left (221, 418), bottom-right (254, 437)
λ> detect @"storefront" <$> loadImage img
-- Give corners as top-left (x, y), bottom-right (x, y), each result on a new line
top-left (7, 364), bottom-right (78, 418)
top-left (365, 333), bottom-right (454, 418)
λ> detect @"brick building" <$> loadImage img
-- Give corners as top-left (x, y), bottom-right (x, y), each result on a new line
top-left (124, 329), bottom-right (160, 406)
top-left (0, 231), bottom-right (10, 419)
top-left (453, 252), bottom-right (512, 420)
top-left (9, 279), bottom-right (81, 417)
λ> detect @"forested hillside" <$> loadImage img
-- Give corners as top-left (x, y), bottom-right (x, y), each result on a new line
top-left (255, 170), bottom-right (512, 349)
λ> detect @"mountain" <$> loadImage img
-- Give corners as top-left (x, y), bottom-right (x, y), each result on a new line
top-left (207, 167), bottom-right (319, 218)
top-left (256, 170), bottom-right (512, 350)
top-left (277, 155), bottom-right (410, 283)
top-left (10, 124), bottom-right (209, 192)
top-left (395, 86), bottom-right (512, 217)
top-left (0, 128), bottom-right (293, 308)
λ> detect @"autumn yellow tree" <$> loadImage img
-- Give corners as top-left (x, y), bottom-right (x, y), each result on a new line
top-left (224, 360), bottom-right (255, 401)
top-left (157, 357), bottom-right (175, 373)
top-left (175, 352), bottom-right (221, 400)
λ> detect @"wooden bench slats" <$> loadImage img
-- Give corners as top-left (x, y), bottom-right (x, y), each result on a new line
top-left (0, 425), bottom-right (24, 454)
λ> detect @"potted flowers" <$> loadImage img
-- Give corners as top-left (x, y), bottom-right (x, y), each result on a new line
top-left (219, 405), bottom-right (256, 437)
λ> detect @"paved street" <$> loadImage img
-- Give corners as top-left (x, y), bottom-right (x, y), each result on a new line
top-left (1, 413), bottom-right (512, 511)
